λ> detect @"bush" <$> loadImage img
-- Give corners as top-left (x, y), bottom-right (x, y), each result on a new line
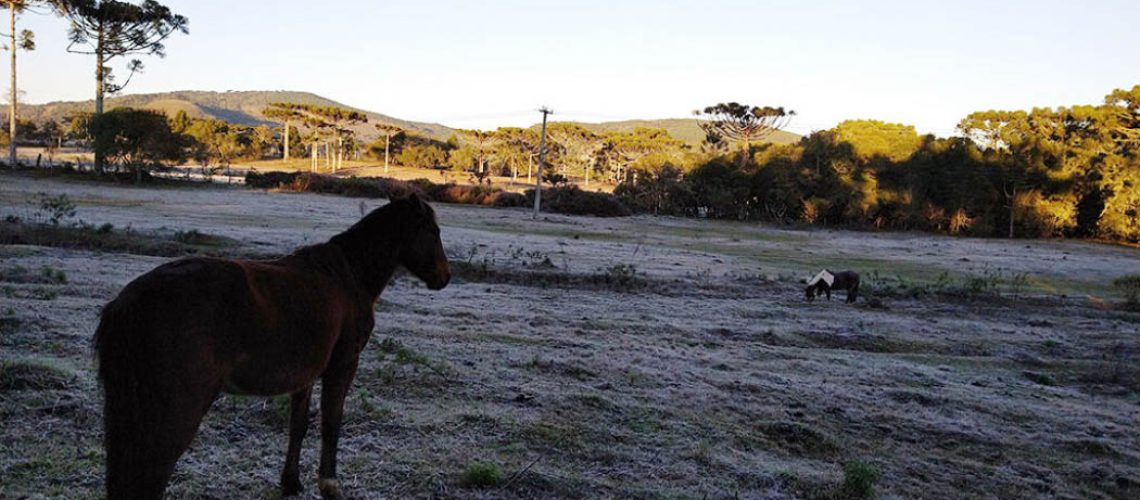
top-left (840, 460), bottom-right (881, 499)
top-left (37, 193), bottom-right (77, 226)
top-left (245, 173), bottom-right (553, 211)
top-left (1114, 274), bottom-right (1140, 311)
top-left (245, 171), bottom-right (302, 189)
top-left (459, 461), bottom-right (501, 488)
top-left (526, 185), bottom-right (631, 217)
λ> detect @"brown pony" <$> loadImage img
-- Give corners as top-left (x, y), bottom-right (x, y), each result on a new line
top-left (94, 194), bottom-right (449, 500)
top-left (805, 269), bottom-right (860, 303)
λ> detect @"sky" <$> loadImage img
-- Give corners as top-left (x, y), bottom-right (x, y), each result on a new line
top-left (12, 0), bottom-right (1140, 136)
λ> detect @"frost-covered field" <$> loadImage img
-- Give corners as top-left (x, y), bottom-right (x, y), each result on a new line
top-left (2, 173), bottom-right (1138, 498)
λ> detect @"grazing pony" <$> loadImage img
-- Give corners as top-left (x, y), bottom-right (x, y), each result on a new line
top-left (94, 194), bottom-right (450, 500)
top-left (805, 269), bottom-right (860, 303)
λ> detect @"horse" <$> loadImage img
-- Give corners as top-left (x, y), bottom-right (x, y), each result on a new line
top-left (94, 194), bottom-right (450, 500)
top-left (805, 269), bottom-right (860, 303)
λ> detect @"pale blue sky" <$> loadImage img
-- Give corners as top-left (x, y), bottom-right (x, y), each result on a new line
top-left (14, 0), bottom-right (1140, 135)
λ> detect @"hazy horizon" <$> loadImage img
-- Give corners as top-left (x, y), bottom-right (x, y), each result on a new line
top-left (14, 0), bottom-right (1140, 136)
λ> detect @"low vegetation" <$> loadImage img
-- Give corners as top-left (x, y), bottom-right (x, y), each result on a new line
top-left (247, 171), bottom-right (633, 217)
top-left (1114, 274), bottom-right (1140, 311)
top-left (0, 218), bottom-right (240, 258)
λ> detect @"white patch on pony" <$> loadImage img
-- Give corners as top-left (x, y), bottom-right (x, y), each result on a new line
top-left (807, 270), bottom-right (835, 287)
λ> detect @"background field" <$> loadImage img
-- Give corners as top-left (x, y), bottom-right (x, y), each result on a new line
top-left (1, 172), bottom-right (1138, 498)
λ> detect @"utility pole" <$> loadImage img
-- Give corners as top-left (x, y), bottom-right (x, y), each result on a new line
top-left (8, 4), bottom-right (17, 167)
top-left (533, 106), bottom-right (553, 220)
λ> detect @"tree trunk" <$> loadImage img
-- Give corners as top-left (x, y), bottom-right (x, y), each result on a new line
top-left (1008, 186), bottom-right (1016, 239)
top-left (94, 23), bottom-right (106, 175)
top-left (739, 137), bottom-right (750, 168)
top-left (8, 4), bottom-right (16, 168)
top-left (283, 121), bottom-right (290, 163)
top-left (310, 144), bottom-right (316, 173)
top-left (336, 136), bottom-right (342, 173)
top-left (383, 132), bottom-right (390, 174)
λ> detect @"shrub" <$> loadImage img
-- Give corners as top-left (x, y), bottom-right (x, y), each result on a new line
top-left (527, 185), bottom-right (631, 217)
top-left (840, 460), bottom-right (881, 499)
top-left (245, 171), bottom-right (302, 189)
top-left (37, 193), bottom-right (77, 226)
top-left (596, 264), bottom-right (645, 291)
top-left (1114, 274), bottom-right (1140, 311)
top-left (459, 461), bottom-right (501, 488)
top-left (246, 171), bottom-right (631, 216)
top-left (493, 192), bottom-right (528, 207)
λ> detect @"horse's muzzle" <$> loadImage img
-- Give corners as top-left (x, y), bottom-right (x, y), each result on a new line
top-left (428, 261), bottom-right (451, 290)
top-left (428, 275), bottom-right (450, 290)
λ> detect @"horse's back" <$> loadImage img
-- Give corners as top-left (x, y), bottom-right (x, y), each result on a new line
top-left (832, 270), bottom-right (859, 288)
top-left (97, 254), bottom-right (360, 395)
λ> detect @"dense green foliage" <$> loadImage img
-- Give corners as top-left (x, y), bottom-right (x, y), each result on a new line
top-left (89, 108), bottom-right (184, 182)
top-left (613, 87), bottom-right (1140, 243)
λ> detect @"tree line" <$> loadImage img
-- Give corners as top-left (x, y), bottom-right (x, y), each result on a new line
top-left (616, 88), bottom-right (1140, 243)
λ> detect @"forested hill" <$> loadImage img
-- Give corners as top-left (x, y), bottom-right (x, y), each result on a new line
top-left (552, 118), bottom-right (801, 146)
top-left (21, 90), bottom-right (456, 141)
top-left (24, 91), bottom-right (802, 146)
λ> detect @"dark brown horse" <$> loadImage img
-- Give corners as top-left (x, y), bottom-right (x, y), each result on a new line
top-left (805, 269), bottom-right (860, 303)
top-left (94, 194), bottom-right (450, 499)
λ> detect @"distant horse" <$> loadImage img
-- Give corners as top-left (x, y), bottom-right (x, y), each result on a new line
top-left (95, 194), bottom-right (450, 500)
top-left (805, 269), bottom-right (860, 303)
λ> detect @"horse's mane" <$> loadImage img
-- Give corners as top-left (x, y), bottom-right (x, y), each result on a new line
top-left (283, 243), bottom-right (357, 286)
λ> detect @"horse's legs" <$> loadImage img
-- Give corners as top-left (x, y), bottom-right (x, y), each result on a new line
top-left (104, 362), bottom-right (220, 499)
top-left (281, 386), bottom-right (314, 496)
top-left (825, 287), bottom-right (832, 301)
top-left (317, 360), bottom-right (360, 500)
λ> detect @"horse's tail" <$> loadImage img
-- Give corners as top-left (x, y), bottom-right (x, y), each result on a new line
top-left (95, 296), bottom-right (170, 500)
top-left (850, 277), bottom-right (860, 302)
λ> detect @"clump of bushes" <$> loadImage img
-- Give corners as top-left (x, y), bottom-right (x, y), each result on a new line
top-left (245, 172), bottom-right (618, 215)
top-left (245, 171), bottom-right (302, 189)
top-left (526, 185), bottom-right (631, 217)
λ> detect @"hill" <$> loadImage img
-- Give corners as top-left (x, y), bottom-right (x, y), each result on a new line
top-left (21, 91), bottom-right (801, 147)
top-left (20, 90), bottom-right (456, 141)
top-left (549, 118), bottom-right (801, 146)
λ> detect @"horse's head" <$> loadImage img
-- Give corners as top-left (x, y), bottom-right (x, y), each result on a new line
top-left (394, 194), bottom-right (450, 290)
top-left (805, 284), bottom-right (816, 302)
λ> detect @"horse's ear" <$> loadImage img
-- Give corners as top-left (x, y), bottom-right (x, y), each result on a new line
top-left (407, 192), bottom-right (428, 215)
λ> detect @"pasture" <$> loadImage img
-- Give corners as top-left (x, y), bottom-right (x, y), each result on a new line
top-left (1, 172), bottom-right (1138, 498)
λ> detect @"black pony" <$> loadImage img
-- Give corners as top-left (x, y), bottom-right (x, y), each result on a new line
top-left (805, 269), bottom-right (860, 303)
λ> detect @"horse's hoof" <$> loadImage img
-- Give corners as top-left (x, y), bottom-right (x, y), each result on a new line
top-left (318, 478), bottom-right (343, 500)
top-left (281, 475), bottom-right (304, 496)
